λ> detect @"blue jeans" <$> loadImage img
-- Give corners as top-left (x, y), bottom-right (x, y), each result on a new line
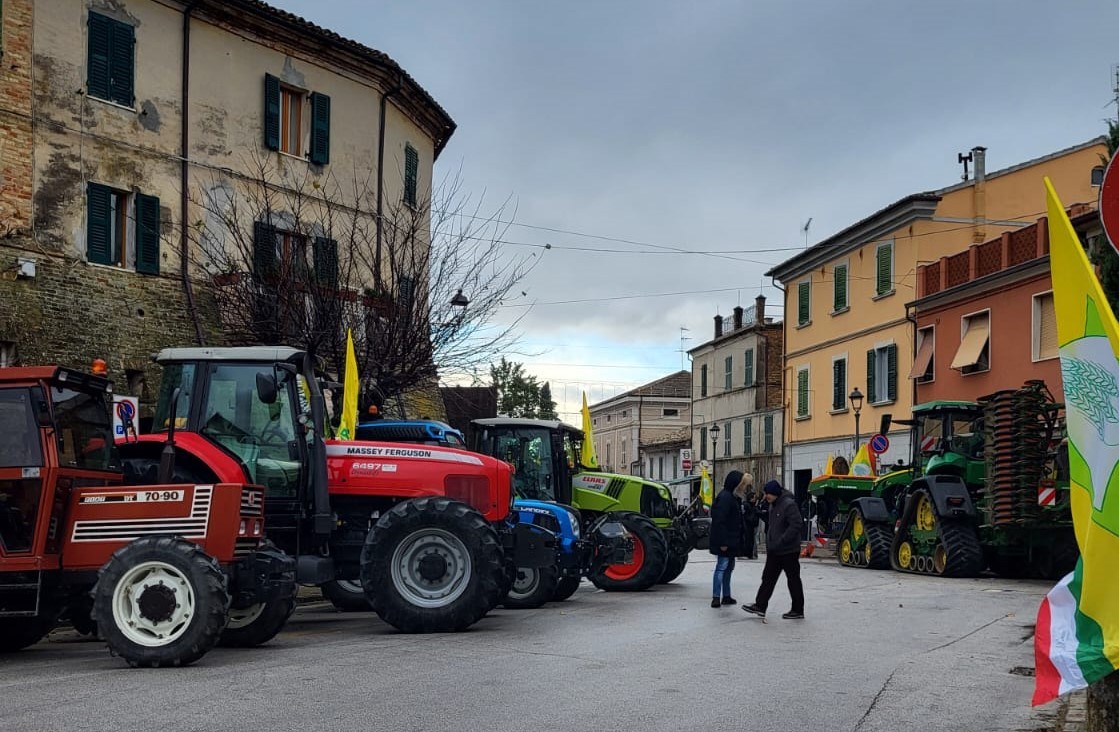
top-left (712, 555), bottom-right (736, 598)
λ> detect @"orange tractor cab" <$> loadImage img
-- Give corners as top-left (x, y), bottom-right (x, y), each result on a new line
top-left (0, 366), bottom-right (293, 666)
top-left (118, 347), bottom-right (554, 633)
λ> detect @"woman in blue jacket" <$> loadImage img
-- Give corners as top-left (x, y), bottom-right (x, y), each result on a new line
top-left (709, 470), bottom-right (749, 607)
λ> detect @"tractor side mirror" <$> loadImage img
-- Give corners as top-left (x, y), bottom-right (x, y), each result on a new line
top-left (256, 372), bottom-right (278, 405)
top-left (879, 413), bottom-right (892, 436)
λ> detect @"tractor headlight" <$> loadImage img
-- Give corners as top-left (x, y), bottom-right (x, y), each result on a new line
top-left (566, 510), bottom-right (581, 540)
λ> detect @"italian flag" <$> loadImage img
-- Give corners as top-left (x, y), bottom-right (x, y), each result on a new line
top-left (1033, 179), bottom-right (1119, 706)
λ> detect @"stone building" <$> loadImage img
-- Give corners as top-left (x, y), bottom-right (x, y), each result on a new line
top-left (588, 371), bottom-right (691, 477)
top-left (0, 0), bottom-right (453, 411)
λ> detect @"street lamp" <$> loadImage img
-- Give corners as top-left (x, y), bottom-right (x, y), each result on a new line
top-left (709, 422), bottom-right (720, 489)
top-left (849, 387), bottom-right (864, 452)
top-left (449, 289), bottom-right (469, 308)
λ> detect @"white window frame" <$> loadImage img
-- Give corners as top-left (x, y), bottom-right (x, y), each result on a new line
top-left (795, 364), bottom-right (811, 420)
top-left (870, 340), bottom-right (895, 404)
top-left (960, 308), bottom-right (992, 376)
top-left (916, 325), bottom-right (935, 384)
top-left (830, 353), bottom-right (849, 414)
top-left (1032, 290), bottom-right (1057, 363)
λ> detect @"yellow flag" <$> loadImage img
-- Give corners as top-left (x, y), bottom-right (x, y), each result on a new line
top-left (1032, 177), bottom-right (1119, 705)
top-left (338, 329), bottom-right (359, 440)
top-left (580, 391), bottom-right (599, 468)
top-left (824, 454), bottom-right (834, 475)
top-left (851, 443), bottom-right (873, 477)
top-left (699, 464), bottom-right (713, 508)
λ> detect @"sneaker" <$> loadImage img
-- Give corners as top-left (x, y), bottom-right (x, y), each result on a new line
top-left (741, 603), bottom-right (766, 618)
top-left (782, 611), bottom-right (805, 620)
top-left (721, 597), bottom-right (737, 605)
top-left (711, 598), bottom-right (721, 608)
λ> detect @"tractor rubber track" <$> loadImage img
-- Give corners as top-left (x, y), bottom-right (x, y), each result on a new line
top-left (836, 509), bottom-right (892, 570)
top-left (890, 490), bottom-right (984, 578)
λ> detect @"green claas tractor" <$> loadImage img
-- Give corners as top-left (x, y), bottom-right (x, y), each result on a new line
top-left (811, 381), bottom-right (1077, 579)
top-left (472, 418), bottom-right (709, 591)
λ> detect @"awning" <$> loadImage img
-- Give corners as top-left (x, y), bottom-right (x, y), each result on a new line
top-left (908, 335), bottom-right (934, 379)
top-left (950, 314), bottom-right (990, 369)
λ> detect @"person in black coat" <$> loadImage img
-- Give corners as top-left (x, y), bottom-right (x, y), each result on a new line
top-left (709, 470), bottom-right (749, 608)
top-left (739, 488), bottom-right (760, 559)
top-left (742, 479), bottom-right (806, 620)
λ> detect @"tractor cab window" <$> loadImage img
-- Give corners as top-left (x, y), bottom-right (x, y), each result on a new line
top-left (486, 428), bottom-right (556, 501)
top-left (51, 385), bottom-right (119, 471)
top-left (0, 387), bottom-right (44, 553)
top-left (152, 362), bottom-right (196, 431)
top-left (199, 363), bottom-right (302, 499)
top-left (948, 413), bottom-right (984, 459)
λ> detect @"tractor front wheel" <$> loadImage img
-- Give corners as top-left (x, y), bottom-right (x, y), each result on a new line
top-left (501, 565), bottom-right (559, 609)
top-left (219, 542), bottom-right (297, 648)
top-left (361, 497), bottom-right (504, 633)
top-left (589, 512), bottom-right (669, 592)
top-left (93, 536), bottom-right (230, 667)
top-left (658, 551), bottom-right (689, 584)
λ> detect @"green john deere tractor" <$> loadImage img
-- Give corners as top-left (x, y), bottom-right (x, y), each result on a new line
top-left (811, 381), bottom-right (1077, 579)
top-left (472, 418), bottom-right (709, 591)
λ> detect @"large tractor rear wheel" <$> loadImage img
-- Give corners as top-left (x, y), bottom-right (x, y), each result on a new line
top-left (0, 616), bottom-right (56, 652)
top-left (552, 574), bottom-right (581, 602)
top-left (93, 536), bottom-right (230, 667)
top-left (501, 565), bottom-right (559, 609)
top-left (321, 579), bottom-right (372, 612)
top-left (361, 497), bottom-right (504, 633)
top-left (589, 512), bottom-right (668, 592)
top-left (658, 550), bottom-right (689, 584)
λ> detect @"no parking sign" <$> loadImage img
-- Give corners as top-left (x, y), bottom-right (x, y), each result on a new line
top-left (869, 433), bottom-right (890, 454)
top-left (113, 396), bottom-right (139, 437)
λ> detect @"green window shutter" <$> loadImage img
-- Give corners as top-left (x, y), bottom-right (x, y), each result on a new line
top-left (797, 369), bottom-right (809, 417)
top-left (834, 264), bottom-right (848, 311)
top-left (877, 244), bottom-right (892, 295)
top-left (725, 356), bottom-right (732, 390)
top-left (86, 183), bottom-right (113, 265)
top-left (109, 20), bottom-right (134, 106)
top-left (135, 193), bottom-right (160, 274)
top-left (798, 281), bottom-right (810, 325)
top-left (699, 427), bottom-right (707, 461)
top-left (310, 92), bottom-right (331, 165)
top-left (404, 144), bottom-right (419, 205)
top-left (744, 349), bottom-right (754, 386)
top-left (252, 221), bottom-right (276, 279)
top-left (744, 419), bottom-right (752, 455)
top-left (87, 13), bottom-right (112, 101)
top-left (887, 344), bottom-right (898, 402)
top-left (833, 359), bottom-right (846, 411)
top-left (264, 74), bottom-right (281, 150)
top-left (764, 415), bottom-right (774, 453)
top-left (867, 349), bottom-right (877, 404)
top-left (313, 237), bottom-right (338, 285)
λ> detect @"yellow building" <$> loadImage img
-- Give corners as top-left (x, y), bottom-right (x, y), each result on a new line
top-left (766, 140), bottom-right (1106, 497)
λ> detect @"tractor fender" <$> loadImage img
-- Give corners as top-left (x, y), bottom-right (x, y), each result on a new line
top-left (850, 496), bottom-right (891, 524)
top-left (916, 475), bottom-right (975, 519)
top-left (513, 499), bottom-right (579, 553)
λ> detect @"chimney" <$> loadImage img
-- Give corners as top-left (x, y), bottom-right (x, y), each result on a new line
top-left (755, 294), bottom-right (766, 325)
top-left (714, 314), bottom-right (723, 339)
top-left (732, 306), bottom-right (744, 330)
top-left (972, 146), bottom-right (987, 182)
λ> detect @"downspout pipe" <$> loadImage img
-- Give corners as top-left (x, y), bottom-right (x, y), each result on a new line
top-left (769, 276), bottom-right (787, 491)
top-left (375, 75), bottom-right (404, 288)
top-left (181, 1), bottom-right (205, 345)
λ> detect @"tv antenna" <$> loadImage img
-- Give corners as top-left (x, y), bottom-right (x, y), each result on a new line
top-left (678, 326), bottom-right (691, 371)
top-left (801, 218), bottom-right (812, 248)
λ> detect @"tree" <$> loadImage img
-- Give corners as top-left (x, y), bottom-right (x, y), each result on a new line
top-left (490, 358), bottom-right (553, 418)
top-left (188, 152), bottom-right (539, 406)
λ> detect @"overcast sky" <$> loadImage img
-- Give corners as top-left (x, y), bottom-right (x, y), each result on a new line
top-left (275, 0), bottom-right (1119, 420)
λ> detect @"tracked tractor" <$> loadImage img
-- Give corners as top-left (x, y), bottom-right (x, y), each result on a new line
top-left (354, 418), bottom-right (634, 607)
top-left (472, 418), bottom-right (710, 591)
top-left (118, 348), bottom-right (554, 633)
top-left (0, 365), bottom-right (294, 666)
top-left (816, 381), bottom-right (1076, 578)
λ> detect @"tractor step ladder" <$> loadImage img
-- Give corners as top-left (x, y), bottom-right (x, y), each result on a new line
top-left (0, 571), bottom-right (42, 617)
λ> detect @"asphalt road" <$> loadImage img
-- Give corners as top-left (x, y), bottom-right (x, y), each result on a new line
top-left (1, 553), bottom-right (1058, 732)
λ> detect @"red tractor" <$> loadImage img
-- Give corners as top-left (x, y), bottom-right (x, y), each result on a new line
top-left (0, 365), bottom-right (294, 666)
top-left (117, 347), bottom-right (553, 633)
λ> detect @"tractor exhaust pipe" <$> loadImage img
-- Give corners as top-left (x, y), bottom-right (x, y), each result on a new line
top-left (157, 388), bottom-right (181, 483)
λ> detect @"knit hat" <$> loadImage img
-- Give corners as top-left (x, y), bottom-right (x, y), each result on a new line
top-left (763, 479), bottom-right (783, 496)
top-left (723, 470), bottom-right (744, 492)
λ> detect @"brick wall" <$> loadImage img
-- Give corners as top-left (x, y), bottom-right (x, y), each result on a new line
top-left (0, 0), bottom-right (32, 234)
top-left (761, 323), bottom-right (784, 410)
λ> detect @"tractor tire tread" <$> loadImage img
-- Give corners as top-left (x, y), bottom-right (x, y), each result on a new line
top-left (588, 511), bottom-right (669, 592)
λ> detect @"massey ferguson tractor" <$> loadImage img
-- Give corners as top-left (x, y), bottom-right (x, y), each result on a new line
top-left (471, 418), bottom-right (710, 591)
top-left (0, 365), bottom-right (295, 666)
top-left (117, 347), bottom-right (553, 633)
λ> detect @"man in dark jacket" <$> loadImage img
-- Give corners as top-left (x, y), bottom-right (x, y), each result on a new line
top-left (709, 470), bottom-right (747, 608)
top-left (742, 479), bottom-right (805, 619)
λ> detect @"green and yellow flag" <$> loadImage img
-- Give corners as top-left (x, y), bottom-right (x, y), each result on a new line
top-left (338, 329), bottom-right (359, 441)
top-left (580, 391), bottom-right (599, 468)
top-left (699, 464), bottom-right (713, 508)
top-left (1033, 178), bottom-right (1119, 705)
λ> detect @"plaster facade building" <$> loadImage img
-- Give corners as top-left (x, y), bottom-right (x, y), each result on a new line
top-left (589, 371), bottom-right (691, 477)
top-left (766, 139), bottom-right (1106, 499)
top-left (0, 0), bottom-right (453, 411)
top-left (688, 295), bottom-right (784, 487)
